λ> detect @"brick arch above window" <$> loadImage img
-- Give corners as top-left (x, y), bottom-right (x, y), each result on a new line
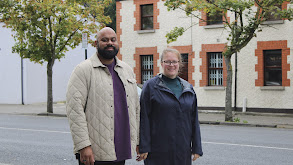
top-left (199, 44), bottom-right (227, 87)
top-left (170, 45), bottom-right (195, 86)
top-left (134, 47), bottom-right (160, 84)
top-left (133, 0), bottom-right (160, 31)
top-left (255, 40), bottom-right (290, 86)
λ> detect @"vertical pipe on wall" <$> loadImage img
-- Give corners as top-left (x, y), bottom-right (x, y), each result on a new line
top-left (234, 52), bottom-right (237, 111)
top-left (21, 57), bottom-right (24, 105)
top-left (191, 14), bottom-right (193, 46)
top-left (234, 13), bottom-right (238, 111)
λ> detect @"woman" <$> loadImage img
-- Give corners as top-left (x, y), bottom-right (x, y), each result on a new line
top-left (137, 48), bottom-right (203, 165)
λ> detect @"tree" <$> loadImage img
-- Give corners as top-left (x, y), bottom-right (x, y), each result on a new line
top-left (104, 0), bottom-right (116, 31)
top-left (164, 0), bottom-right (293, 121)
top-left (0, 0), bottom-right (112, 113)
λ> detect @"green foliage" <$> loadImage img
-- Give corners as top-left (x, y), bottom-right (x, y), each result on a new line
top-left (0, 0), bottom-right (111, 64)
top-left (104, 0), bottom-right (116, 31)
top-left (166, 27), bottom-right (185, 44)
top-left (233, 117), bottom-right (240, 123)
top-left (165, 0), bottom-right (187, 11)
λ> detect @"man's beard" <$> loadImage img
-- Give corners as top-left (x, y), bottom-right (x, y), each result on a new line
top-left (98, 45), bottom-right (119, 59)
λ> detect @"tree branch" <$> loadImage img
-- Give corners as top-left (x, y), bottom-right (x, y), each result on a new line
top-left (58, 28), bottom-right (79, 54)
top-left (48, 16), bottom-right (53, 60)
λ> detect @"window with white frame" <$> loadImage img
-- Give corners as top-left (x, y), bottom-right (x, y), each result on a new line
top-left (208, 52), bottom-right (223, 86)
top-left (264, 50), bottom-right (282, 86)
top-left (141, 55), bottom-right (153, 84)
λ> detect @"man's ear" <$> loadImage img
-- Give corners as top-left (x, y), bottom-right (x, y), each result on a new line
top-left (95, 40), bottom-right (98, 47)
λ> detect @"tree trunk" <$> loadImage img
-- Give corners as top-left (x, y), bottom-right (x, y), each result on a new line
top-left (225, 56), bottom-right (233, 121)
top-left (47, 60), bottom-right (53, 113)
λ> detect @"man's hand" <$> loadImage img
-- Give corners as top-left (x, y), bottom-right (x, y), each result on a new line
top-left (136, 146), bottom-right (148, 161)
top-left (80, 146), bottom-right (95, 165)
top-left (192, 153), bottom-right (200, 161)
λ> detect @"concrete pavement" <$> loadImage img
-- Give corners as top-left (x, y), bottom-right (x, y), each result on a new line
top-left (0, 103), bottom-right (293, 129)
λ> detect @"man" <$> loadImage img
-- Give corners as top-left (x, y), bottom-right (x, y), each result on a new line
top-left (66, 27), bottom-right (140, 165)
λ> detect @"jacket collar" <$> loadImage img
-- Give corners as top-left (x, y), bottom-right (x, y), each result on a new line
top-left (157, 74), bottom-right (168, 89)
top-left (90, 53), bottom-right (123, 68)
top-left (157, 73), bottom-right (194, 93)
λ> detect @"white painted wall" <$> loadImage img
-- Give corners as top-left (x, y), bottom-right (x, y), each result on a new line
top-left (0, 24), bottom-right (22, 104)
top-left (0, 23), bottom-right (96, 104)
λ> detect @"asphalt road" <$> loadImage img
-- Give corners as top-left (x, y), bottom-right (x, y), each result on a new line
top-left (0, 114), bottom-right (293, 165)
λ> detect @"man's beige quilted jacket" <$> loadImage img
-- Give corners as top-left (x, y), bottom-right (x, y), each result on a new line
top-left (66, 54), bottom-right (140, 161)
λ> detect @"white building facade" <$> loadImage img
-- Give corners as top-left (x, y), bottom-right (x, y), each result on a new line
top-left (116, 0), bottom-right (293, 113)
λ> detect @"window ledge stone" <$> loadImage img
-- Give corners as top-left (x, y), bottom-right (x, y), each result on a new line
top-left (203, 24), bottom-right (224, 29)
top-left (261, 20), bottom-right (284, 25)
top-left (203, 86), bottom-right (225, 90)
top-left (260, 86), bottom-right (285, 91)
top-left (137, 29), bottom-right (155, 34)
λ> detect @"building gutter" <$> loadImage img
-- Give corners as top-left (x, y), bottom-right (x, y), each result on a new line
top-left (234, 52), bottom-right (237, 111)
top-left (21, 57), bottom-right (24, 105)
top-left (234, 13), bottom-right (238, 111)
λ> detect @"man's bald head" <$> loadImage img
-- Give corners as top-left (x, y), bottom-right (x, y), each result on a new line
top-left (97, 27), bottom-right (116, 41)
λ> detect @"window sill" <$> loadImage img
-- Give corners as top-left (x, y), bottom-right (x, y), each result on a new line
top-left (260, 86), bottom-right (285, 91)
top-left (137, 29), bottom-right (155, 34)
top-left (203, 24), bottom-right (225, 29)
top-left (261, 20), bottom-right (284, 25)
top-left (203, 86), bottom-right (225, 91)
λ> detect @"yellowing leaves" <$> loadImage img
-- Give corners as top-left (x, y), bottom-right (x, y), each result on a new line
top-left (1, 0), bottom-right (110, 63)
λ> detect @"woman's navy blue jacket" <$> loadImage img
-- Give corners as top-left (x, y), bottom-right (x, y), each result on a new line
top-left (139, 74), bottom-right (203, 164)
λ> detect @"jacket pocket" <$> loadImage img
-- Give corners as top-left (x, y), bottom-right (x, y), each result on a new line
top-left (127, 78), bottom-right (136, 84)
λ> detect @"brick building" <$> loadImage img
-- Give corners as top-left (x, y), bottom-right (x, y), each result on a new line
top-left (116, 0), bottom-right (293, 113)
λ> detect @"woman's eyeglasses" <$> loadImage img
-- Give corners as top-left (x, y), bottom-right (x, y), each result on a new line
top-left (162, 61), bottom-right (179, 66)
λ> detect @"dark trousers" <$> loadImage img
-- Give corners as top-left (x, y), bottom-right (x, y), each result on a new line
top-left (76, 153), bottom-right (125, 165)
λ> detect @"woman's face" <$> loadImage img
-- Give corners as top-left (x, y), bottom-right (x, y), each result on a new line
top-left (161, 51), bottom-right (180, 79)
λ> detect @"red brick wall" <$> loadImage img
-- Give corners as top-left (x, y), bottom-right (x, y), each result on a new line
top-left (255, 40), bottom-right (290, 86)
top-left (116, 1), bottom-right (122, 60)
top-left (133, 0), bottom-right (160, 31)
top-left (199, 44), bottom-right (227, 87)
top-left (134, 47), bottom-right (160, 84)
top-left (171, 45), bottom-right (195, 86)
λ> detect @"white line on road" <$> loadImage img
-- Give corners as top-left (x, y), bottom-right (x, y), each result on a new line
top-left (1, 126), bottom-right (293, 151)
top-left (0, 126), bottom-right (70, 134)
top-left (203, 141), bottom-right (293, 151)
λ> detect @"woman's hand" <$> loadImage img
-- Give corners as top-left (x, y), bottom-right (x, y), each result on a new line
top-left (192, 153), bottom-right (200, 161)
top-left (136, 146), bottom-right (148, 161)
